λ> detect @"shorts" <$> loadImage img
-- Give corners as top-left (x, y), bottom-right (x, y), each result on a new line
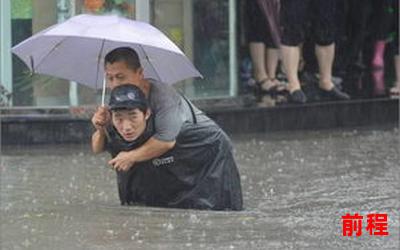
top-left (245, 0), bottom-right (277, 48)
top-left (281, 0), bottom-right (337, 46)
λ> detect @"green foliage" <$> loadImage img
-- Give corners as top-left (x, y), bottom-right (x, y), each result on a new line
top-left (11, 0), bottom-right (32, 19)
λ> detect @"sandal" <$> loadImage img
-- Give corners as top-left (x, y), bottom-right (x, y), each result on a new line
top-left (259, 78), bottom-right (287, 95)
top-left (253, 78), bottom-right (267, 98)
top-left (253, 78), bottom-right (268, 102)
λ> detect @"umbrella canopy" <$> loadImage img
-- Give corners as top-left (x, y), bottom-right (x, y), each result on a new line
top-left (12, 14), bottom-right (202, 89)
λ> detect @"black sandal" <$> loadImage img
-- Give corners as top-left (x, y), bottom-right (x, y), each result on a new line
top-left (253, 78), bottom-right (268, 101)
top-left (260, 78), bottom-right (287, 95)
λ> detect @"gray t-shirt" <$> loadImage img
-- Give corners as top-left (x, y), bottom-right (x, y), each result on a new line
top-left (148, 80), bottom-right (202, 142)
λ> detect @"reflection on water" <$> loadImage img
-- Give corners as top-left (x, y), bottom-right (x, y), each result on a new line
top-left (1, 127), bottom-right (399, 249)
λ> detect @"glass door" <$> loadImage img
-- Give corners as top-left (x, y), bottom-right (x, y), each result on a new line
top-left (149, 0), bottom-right (237, 99)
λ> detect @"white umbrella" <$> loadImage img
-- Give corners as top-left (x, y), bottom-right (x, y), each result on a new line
top-left (12, 14), bottom-right (202, 104)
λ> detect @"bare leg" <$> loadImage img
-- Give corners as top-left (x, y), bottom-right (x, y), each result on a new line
top-left (281, 45), bottom-right (301, 92)
top-left (315, 43), bottom-right (335, 90)
top-left (395, 55), bottom-right (400, 85)
top-left (259, 48), bottom-right (286, 92)
top-left (316, 43), bottom-right (350, 100)
top-left (371, 40), bottom-right (386, 96)
top-left (390, 55), bottom-right (400, 95)
top-left (249, 42), bottom-right (268, 82)
top-left (265, 48), bottom-right (279, 80)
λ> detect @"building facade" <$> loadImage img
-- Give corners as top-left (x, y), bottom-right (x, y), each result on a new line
top-left (0, 0), bottom-right (238, 106)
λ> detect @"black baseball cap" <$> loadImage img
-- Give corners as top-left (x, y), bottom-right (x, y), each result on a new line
top-left (109, 84), bottom-right (148, 111)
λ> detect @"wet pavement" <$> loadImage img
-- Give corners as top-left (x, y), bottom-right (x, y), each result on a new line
top-left (1, 127), bottom-right (399, 249)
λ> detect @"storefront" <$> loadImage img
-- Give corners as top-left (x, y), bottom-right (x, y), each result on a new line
top-left (0, 0), bottom-right (237, 106)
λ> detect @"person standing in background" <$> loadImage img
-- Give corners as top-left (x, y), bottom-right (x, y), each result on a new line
top-left (369, 0), bottom-right (399, 97)
top-left (245, 0), bottom-right (285, 98)
top-left (280, 0), bottom-right (350, 103)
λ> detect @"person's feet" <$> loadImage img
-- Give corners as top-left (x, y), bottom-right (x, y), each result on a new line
top-left (288, 89), bottom-right (307, 104)
top-left (389, 85), bottom-right (400, 98)
top-left (260, 78), bottom-right (287, 95)
top-left (319, 86), bottom-right (350, 101)
top-left (285, 79), bottom-right (306, 104)
top-left (319, 80), bottom-right (350, 101)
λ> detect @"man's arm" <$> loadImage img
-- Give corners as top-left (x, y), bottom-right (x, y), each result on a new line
top-left (91, 106), bottom-right (110, 154)
top-left (92, 129), bottom-right (106, 154)
top-left (109, 137), bottom-right (175, 171)
top-left (131, 137), bottom-right (175, 161)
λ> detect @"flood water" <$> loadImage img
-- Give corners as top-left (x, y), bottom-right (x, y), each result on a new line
top-left (1, 127), bottom-right (399, 250)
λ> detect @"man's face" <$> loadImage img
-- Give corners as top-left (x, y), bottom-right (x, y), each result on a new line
top-left (112, 108), bottom-right (150, 142)
top-left (105, 61), bottom-right (143, 89)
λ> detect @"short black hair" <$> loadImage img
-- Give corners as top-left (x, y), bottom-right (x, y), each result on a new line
top-left (111, 106), bottom-right (148, 114)
top-left (104, 47), bottom-right (141, 71)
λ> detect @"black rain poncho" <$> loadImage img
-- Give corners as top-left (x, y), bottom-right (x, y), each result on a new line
top-left (106, 113), bottom-right (243, 211)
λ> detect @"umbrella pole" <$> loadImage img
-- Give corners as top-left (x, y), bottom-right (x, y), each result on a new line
top-left (101, 76), bottom-right (106, 106)
top-left (100, 75), bottom-right (111, 141)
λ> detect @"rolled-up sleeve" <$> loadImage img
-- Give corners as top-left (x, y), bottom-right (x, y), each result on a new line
top-left (153, 102), bottom-right (184, 142)
top-left (150, 83), bottom-right (185, 142)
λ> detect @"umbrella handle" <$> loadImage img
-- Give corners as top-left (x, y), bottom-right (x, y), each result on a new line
top-left (101, 76), bottom-right (106, 106)
top-left (99, 76), bottom-right (112, 142)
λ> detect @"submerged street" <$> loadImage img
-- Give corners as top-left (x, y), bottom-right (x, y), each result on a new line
top-left (1, 127), bottom-right (399, 249)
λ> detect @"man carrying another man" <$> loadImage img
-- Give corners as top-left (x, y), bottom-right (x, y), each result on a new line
top-left (91, 47), bottom-right (243, 210)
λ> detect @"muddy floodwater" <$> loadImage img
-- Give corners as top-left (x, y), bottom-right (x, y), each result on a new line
top-left (1, 127), bottom-right (399, 249)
